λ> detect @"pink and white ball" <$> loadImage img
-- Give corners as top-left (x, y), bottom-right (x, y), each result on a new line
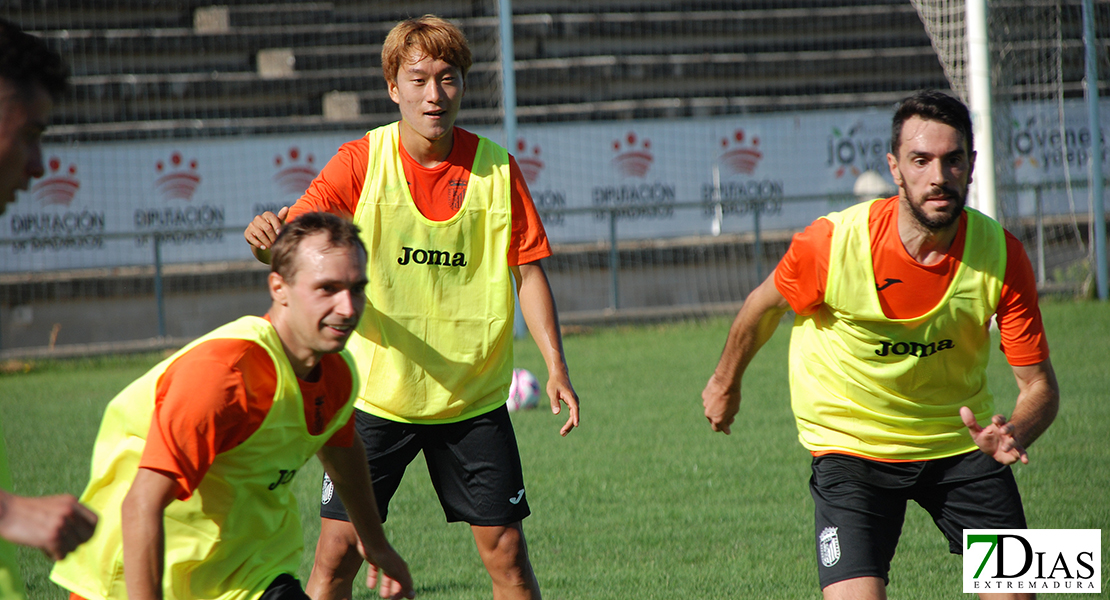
top-left (507, 368), bottom-right (542, 412)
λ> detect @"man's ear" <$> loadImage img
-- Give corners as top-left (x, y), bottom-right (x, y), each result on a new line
top-left (387, 78), bottom-right (399, 105)
top-left (887, 152), bottom-right (903, 187)
top-left (967, 150), bottom-right (976, 185)
top-left (269, 272), bottom-right (288, 305)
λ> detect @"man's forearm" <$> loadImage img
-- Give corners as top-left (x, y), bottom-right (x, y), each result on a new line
top-left (712, 277), bottom-right (790, 387)
top-left (317, 442), bottom-right (389, 551)
top-left (516, 262), bottom-right (568, 375)
top-left (121, 498), bottom-right (166, 600)
top-left (121, 469), bottom-right (180, 600)
top-left (319, 442), bottom-right (414, 598)
top-left (1010, 359), bottom-right (1060, 448)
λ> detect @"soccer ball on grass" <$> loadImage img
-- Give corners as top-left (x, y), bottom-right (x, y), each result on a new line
top-left (506, 368), bottom-right (542, 412)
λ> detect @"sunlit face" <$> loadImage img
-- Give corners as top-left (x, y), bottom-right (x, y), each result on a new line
top-left (387, 53), bottom-right (464, 149)
top-left (270, 233), bottom-right (368, 361)
top-left (0, 81), bottom-right (52, 216)
top-left (887, 115), bottom-right (975, 232)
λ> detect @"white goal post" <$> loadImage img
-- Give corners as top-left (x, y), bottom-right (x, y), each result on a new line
top-left (911, 0), bottom-right (1108, 298)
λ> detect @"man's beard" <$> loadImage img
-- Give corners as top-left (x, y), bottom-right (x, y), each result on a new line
top-left (906, 185), bottom-right (967, 231)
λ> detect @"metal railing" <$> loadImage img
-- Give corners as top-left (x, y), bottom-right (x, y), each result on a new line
top-left (0, 184), bottom-right (1102, 355)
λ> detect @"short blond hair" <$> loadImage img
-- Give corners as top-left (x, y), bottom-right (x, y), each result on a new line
top-left (381, 15), bottom-right (472, 84)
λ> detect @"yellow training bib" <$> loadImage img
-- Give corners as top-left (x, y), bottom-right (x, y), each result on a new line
top-left (51, 316), bottom-right (357, 600)
top-left (788, 200), bottom-right (1006, 460)
top-left (346, 122), bottom-right (515, 423)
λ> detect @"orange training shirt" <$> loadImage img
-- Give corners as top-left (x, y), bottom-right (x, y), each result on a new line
top-left (290, 126), bottom-right (551, 266)
top-left (138, 333), bottom-right (355, 500)
top-left (774, 196), bottom-right (1048, 366)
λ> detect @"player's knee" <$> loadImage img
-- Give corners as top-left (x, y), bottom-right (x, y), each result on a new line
top-left (475, 526), bottom-right (532, 581)
top-left (484, 552), bottom-right (532, 590)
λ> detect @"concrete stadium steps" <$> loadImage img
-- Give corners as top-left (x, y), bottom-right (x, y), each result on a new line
top-left (512, 48), bottom-right (947, 102)
top-left (47, 72), bottom-right (503, 138)
top-left (23, 0), bottom-right (1099, 139)
top-left (2, 3), bottom-right (189, 31)
top-left (55, 66), bottom-right (502, 127)
top-left (6, 1), bottom-right (341, 30)
top-left (198, 3), bottom-right (338, 29)
top-left (508, 5), bottom-right (929, 59)
top-left (34, 22), bottom-right (397, 64)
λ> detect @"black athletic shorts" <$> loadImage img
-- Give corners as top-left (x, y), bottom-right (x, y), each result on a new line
top-left (320, 405), bottom-right (530, 526)
top-left (260, 574), bottom-right (309, 600)
top-left (809, 450), bottom-right (1026, 589)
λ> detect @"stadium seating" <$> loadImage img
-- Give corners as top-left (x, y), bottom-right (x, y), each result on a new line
top-left (5, 0), bottom-right (955, 142)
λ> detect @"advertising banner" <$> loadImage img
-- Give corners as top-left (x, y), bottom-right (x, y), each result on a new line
top-left (3, 101), bottom-right (1106, 272)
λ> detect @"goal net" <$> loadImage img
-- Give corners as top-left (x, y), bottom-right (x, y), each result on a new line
top-left (912, 0), bottom-right (1110, 294)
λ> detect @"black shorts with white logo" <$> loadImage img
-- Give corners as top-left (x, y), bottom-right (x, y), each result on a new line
top-left (320, 405), bottom-right (530, 526)
top-left (809, 450), bottom-right (1026, 589)
top-left (259, 574), bottom-right (310, 600)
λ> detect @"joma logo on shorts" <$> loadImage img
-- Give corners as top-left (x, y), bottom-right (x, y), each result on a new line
top-left (397, 246), bottom-right (468, 267)
top-left (875, 339), bottom-right (955, 357)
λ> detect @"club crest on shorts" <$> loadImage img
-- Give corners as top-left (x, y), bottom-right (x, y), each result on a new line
top-left (819, 527), bottom-right (841, 567)
top-left (321, 473), bottom-right (334, 505)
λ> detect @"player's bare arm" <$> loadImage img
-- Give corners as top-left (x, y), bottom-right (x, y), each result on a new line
top-left (514, 261), bottom-right (580, 436)
top-left (703, 273), bottom-right (791, 435)
top-left (243, 205), bottom-right (290, 263)
top-left (121, 468), bottom-right (180, 600)
top-left (0, 489), bottom-right (97, 560)
top-left (317, 440), bottom-right (415, 600)
top-left (960, 357), bottom-right (1059, 465)
top-left (1009, 357), bottom-right (1060, 447)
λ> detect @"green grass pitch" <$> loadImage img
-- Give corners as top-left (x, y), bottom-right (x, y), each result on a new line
top-left (2, 300), bottom-right (1107, 599)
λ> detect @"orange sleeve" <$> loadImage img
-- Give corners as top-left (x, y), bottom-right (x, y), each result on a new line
top-left (139, 340), bottom-right (275, 500)
top-left (996, 231), bottom-right (1050, 366)
top-left (774, 217), bottom-right (833, 315)
top-left (288, 138), bottom-right (368, 222)
top-left (508, 155), bottom-right (552, 266)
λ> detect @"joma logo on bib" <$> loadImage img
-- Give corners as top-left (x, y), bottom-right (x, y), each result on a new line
top-left (875, 339), bottom-right (955, 357)
top-left (267, 469), bottom-right (296, 490)
top-left (397, 246), bottom-right (468, 267)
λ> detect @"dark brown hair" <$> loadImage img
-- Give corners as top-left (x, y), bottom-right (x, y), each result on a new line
top-left (270, 212), bottom-right (365, 282)
top-left (891, 90), bottom-right (974, 156)
top-left (0, 19), bottom-right (67, 101)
